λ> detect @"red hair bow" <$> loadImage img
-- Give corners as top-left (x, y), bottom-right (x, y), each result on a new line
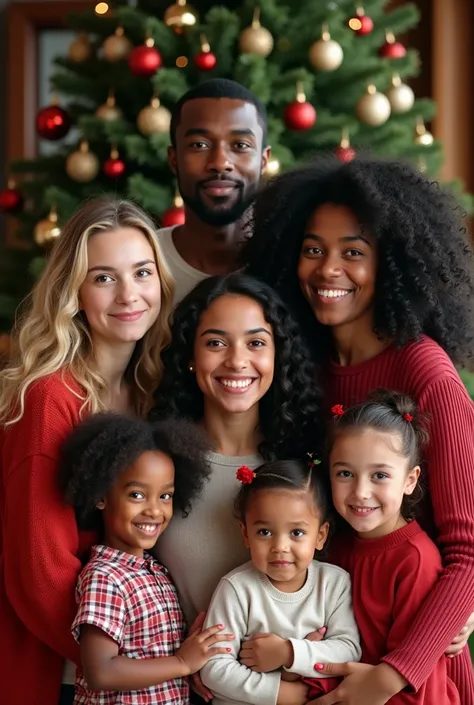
top-left (331, 404), bottom-right (345, 416)
top-left (236, 465), bottom-right (256, 485)
top-left (403, 413), bottom-right (413, 422)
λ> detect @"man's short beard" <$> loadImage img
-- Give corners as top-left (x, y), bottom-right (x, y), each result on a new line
top-left (180, 188), bottom-right (257, 227)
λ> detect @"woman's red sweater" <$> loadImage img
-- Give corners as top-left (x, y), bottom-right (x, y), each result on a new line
top-left (327, 335), bottom-right (474, 704)
top-left (0, 372), bottom-right (96, 705)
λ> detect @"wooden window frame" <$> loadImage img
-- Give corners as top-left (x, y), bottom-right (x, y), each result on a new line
top-left (5, 1), bottom-right (92, 245)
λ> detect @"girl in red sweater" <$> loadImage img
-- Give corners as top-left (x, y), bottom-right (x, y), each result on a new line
top-left (327, 389), bottom-right (459, 705)
top-left (245, 157), bottom-right (474, 705)
top-left (0, 197), bottom-right (174, 705)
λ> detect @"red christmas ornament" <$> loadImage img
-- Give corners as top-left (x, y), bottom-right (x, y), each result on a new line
top-left (0, 182), bottom-right (23, 213)
top-left (335, 145), bottom-right (356, 163)
top-left (103, 148), bottom-right (126, 178)
top-left (194, 35), bottom-right (217, 71)
top-left (161, 201), bottom-right (185, 227)
top-left (380, 32), bottom-right (406, 58)
top-left (348, 6), bottom-right (373, 35)
top-left (284, 83), bottom-right (316, 131)
top-left (128, 38), bottom-right (162, 78)
top-left (36, 104), bottom-right (71, 141)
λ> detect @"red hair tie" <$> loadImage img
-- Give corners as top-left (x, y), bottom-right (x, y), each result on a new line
top-left (331, 404), bottom-right (345, 417)
top-left (403, 413), bottom-right (413, 422)
top-left (236, 465), bottom-right (256, 485)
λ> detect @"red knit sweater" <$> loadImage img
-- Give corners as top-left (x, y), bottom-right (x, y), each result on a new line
top-left (336, 521), bottom-right (459, 705)
top-left (327, 336), bottom-right (474, 703)
top-left (0, 372), bottom-right (96, 705)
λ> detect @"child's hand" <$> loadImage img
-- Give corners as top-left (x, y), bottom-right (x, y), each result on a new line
top-left (176, 623), bottom-right (234, 676)
top-left (239, 632), bottom-right (293, 672)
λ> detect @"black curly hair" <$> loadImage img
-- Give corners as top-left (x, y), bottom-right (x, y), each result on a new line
top-left (59, 413), bottom-right (211, 530)
top-left (328, 389), bottom-right (428, 520)
top-left (151, 273), bottom-right (323, 460)
top-left (243, 155), bottom-right (474, 365)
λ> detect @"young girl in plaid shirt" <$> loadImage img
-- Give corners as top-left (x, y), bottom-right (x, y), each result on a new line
top-left (60, 412), bottom-right (234, 705)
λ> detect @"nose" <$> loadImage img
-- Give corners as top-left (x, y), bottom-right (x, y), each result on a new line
top-left (223, 344), bottom-right (248, 371)
top-left (271, 535), bottom-right (290, 553)
top-left (353, 478), bottom-right (372, 501)
top-left (317, 252), bottom-right (343, 279)
top-left (142, 501), bottom-right (163, 519)
top-left (207, 143), bottom-right (234, 173)
top-left (116, 278), bottom-right (139, 305)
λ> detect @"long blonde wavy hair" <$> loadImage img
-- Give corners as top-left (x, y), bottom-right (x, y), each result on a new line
top-left (0, 197), bottom-right (174, 425)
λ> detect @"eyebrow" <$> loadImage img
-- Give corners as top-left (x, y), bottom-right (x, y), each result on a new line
top-left (87, 259), bottom-right (155, 273)
top-left (124, 481), bottom-right (175, 489)
top-left (252, 520), bottom-right (310, 526)
top-left (200, 327), bottom-right (272, 337)
top-left (303, 233), bottom-right (372, 246)
top-left (332, 461), bottom-right (394, 470)
top-left (184, 128), bottom-right (257, 138)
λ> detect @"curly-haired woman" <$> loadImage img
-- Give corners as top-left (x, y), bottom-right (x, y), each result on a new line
top-left (0, 197), bottom-right (174, 705)
top-left (244, 156), bottom-right (474, 705)
top-left (151, 273), bottom-right (323, 704)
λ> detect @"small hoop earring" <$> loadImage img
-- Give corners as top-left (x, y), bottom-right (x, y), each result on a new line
top-left (189, 365), bottom-right (194, 372)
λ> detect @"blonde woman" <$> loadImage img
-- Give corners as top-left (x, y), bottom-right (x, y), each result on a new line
top-left (0, 197), bottom-right (173, 705)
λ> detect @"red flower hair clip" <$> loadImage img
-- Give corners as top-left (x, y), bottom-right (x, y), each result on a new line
top-left (403, 413), bottom-right (413, 422)
top-left (236, 465), bottom-right (256, 485)
top-left (331, 404), bottom-right (345, 417)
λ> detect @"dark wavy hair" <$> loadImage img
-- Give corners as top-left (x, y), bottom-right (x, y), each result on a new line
top-left (59, 413), bottom-right (211, 530)
top-left (243, 155), bottom-right (474, 365)
top-left (151, 274), bottom-right (323, 460)
top-left (328, 389), bottom-right (428, 520)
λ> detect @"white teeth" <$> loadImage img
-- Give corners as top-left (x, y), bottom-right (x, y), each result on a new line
top-left (318, 289), bottom-right (351, 298)
top-left (351, 507), bottom-right (376, 514)
top-left (221, 379), bottom-right (253, 388)
top-left (135, 524), bottom-right (158, 533)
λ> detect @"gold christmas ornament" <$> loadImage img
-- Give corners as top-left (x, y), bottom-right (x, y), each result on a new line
top-left (66, 140), bottom-right (100, 183)
top-left (102, 27), bottom-right (133, 62)
top-left (137, 96), bottom-right (171, 135)
top-left (34, 207), bottom-right (61, 247)
top-left (414, 117), bottom-right (434, 146)
top-left (386, 74), bottom-right (415, 114)
top-left (265, 158), bottom-right (280, 176)
top-left (356, 84), bottom-right (391, 126)
top-left (96, 91), bottom-right (123, 121)
top-left (164, 0), bottom-right (198, 32)
top-left (68, 33), bottom-right (93, 63)
top-left (239, 7), bottom-right (274, 57)
top-left (309, 24), bottom-right (343, 72)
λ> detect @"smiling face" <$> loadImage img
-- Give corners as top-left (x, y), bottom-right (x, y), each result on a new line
top-left (78, 227), bottom-right (162, 348)
top-left (297, 203), bottom-right (377, 333)
top-left (192, 293), bottom-right (275, 416)
top-left (169, 97), bottom-right (270, 227)
top-left (240, 489), bottom-right (329, 592)
top-left (330, 428), bottom-right (420, 539)
top-left (99, 450), bottom-right (175, 558)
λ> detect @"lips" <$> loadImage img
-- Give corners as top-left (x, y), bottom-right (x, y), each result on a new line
top-left (133, 522), bottom-right (162, 537)
top-left (200, 179), bottom-right (241, 198)
top-left (349, 506), bottom-right (378, 515)
top-left (110, 311), bottom-right (146, 322)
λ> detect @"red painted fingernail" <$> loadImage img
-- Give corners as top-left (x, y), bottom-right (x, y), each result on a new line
top-left (315, 663), bottom-right (324, 670)
top-left (319, 627), bottom-right (327, 635)
top-left (226, 647), bottom-right (232, 652)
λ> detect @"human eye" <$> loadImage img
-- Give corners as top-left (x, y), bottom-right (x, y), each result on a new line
top-left (257, 528), bottom-right (271, 537)
top-left (129, 491), bottom-right (145, 500)
top-left (189, 140), bottom-right (209, 150)
top-left (248, 339), bottom-right (265, 348)
top-left (206, 339), bottom-right (225, 348)
top-left (234, 141), bottom-right (252, 151)
top-left (302, 244), bottom-right (322, 258)
top-left (336, 470), bottom-right (353, 479)
top-left (135, 268), bottom-right (153, 278)
top-left (290, 529), bottom-right (305, 538)
top-left (345, 248), bottom-right (364, 258)
top-left (373, 472), bottom-right (389, 481)
top-left (94, 274), bottom-right (113, 284)
top-left (160, 491), bottom-right (173, 501)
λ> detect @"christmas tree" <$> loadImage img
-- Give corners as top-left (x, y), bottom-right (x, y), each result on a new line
top-left (0, 0), bottom-right (470, 332)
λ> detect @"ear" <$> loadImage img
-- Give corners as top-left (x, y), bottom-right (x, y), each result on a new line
top-left (168, 146), bottom-right (177, 176)
top-left (404, 465), bottom-right (421, 496)
top-left (261, 145), bottom-right (271, 173)
top-left (96, 500), bottom-right (106, 510)
top-left (238, 520), bottom-right (250, 549)
top-left (315, 521), bottom-right (330, 551)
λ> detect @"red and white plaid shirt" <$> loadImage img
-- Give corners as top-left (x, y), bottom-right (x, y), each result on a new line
top-left (72, 544), bottom-right (190, 704)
